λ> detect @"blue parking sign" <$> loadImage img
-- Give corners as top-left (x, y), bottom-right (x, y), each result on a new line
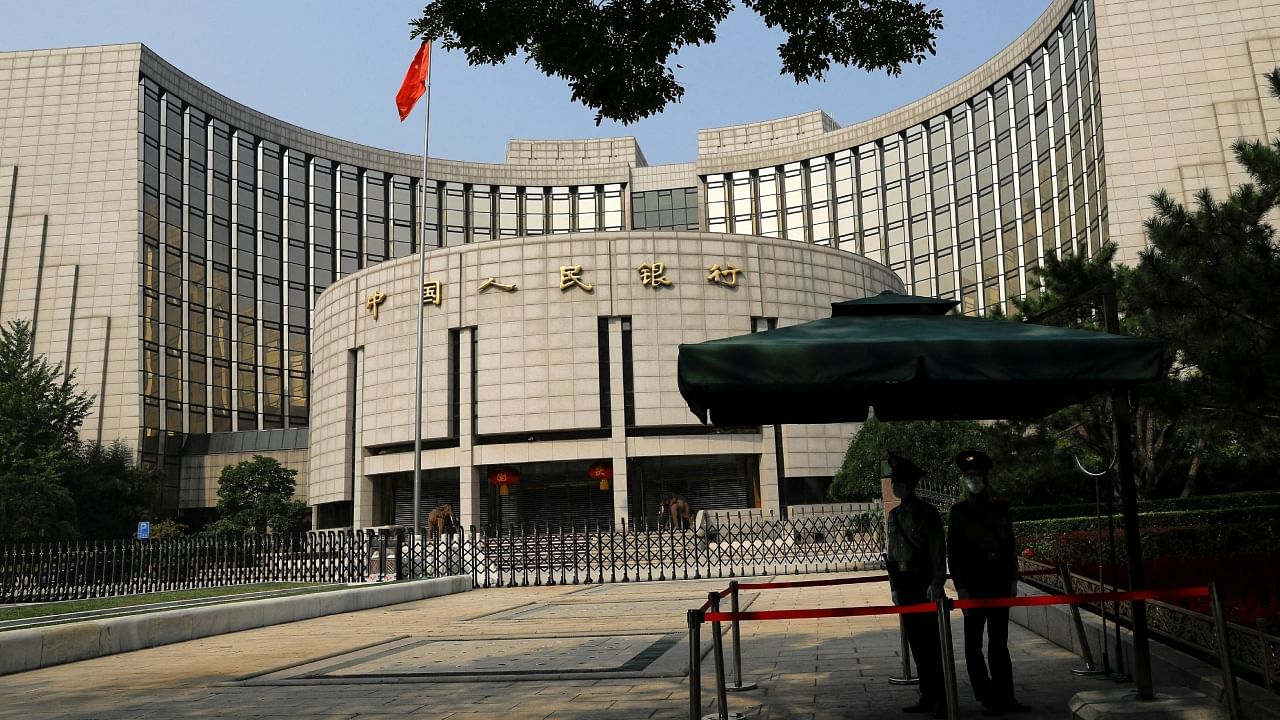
top-left (137, 521), bottom-right (151, 539)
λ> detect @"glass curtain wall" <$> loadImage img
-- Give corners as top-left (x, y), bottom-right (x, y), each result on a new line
top-left (137, 77), bottom-right (625, 468)
top-left (703, 0), bottom-right (1104, 316)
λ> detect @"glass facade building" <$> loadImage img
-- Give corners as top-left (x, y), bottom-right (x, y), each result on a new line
top-left (5, 0), bottom-right (1270, 518)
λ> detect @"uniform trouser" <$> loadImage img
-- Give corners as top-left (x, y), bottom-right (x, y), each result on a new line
top-left (899, 589), bottom-right (944, 704)
top-left (962, 606), bottom-right (1012, 703)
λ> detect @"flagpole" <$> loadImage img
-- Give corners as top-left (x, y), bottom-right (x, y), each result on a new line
top-left (412, 43), bottom-right (432, 539)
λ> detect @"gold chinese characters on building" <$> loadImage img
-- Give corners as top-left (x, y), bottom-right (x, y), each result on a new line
top-left (707, 263), bottom-right (743, 288)
top-left (422, 281), bottom-right (442, 306)
top-left (365, 291), bottom-right (386, 320)
top-left (559, 265), bottom-right (593, 293)
top-left (478, 277), bottom-right (517, 292)
top-left (637, 262), bottom-right (673, 289)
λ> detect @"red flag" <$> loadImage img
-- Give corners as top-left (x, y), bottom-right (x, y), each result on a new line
top-left (396, 42), bottom-right (431, 121)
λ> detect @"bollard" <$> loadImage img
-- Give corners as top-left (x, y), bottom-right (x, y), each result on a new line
top-left (726, 581), bottom-right (758, 692)
top-left (888, 615), bottom-right (919, 685)
top-left (688, 608), bottom-right (703, 720)
top-left (1209, 582), bottom-right (1242, 720)
top-left (1059, 565), bottom-right (1102, 676)
top-left (705, 592), bottom-right (745, 720)
top-left (937, 598), bottom-right (960, 720)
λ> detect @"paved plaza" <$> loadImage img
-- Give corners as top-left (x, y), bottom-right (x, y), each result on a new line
top-left (0, 572), bottom-right (1123, 719)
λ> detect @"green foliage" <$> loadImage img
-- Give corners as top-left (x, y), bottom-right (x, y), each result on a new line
top-left (411, 0), bottom-right (943, 124)
top-left (1016, 510), bottom-right (1280, 566)
top-left (0, 320), bottom-right (94, 542)
top-left (1012, 489), bottom-right (1280, 521)
top-left (207, 455), bottom-right (308, 535)
top-left (828, 418), bottom-right (985, 501)
top-left (62, 441), bottom-right (162, 539)
top-left (0, 320), bottom-right (93, 477)
top-left (147, 519), bottom-right (187, 539)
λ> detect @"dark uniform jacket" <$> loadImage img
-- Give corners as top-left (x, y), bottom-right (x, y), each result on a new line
top-left (947, 494), bottom-right (1017, 598)
top-left (886, 497), bottom-right (946, 600)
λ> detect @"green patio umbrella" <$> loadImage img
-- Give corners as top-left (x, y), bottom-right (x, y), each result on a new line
top-left (677, 291), bottom-right (1163, 425)
top-left (677, 289), bottom-right (1165, 700)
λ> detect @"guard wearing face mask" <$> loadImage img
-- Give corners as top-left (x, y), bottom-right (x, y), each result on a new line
top-left (947, 450), bottom-right (1029, 715)
top-left (885, 454), bottom-right (947, 717)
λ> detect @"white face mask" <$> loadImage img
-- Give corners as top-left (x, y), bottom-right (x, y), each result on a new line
top-left (891, 482), bottom-right (912, 499)
top-left (963, 474), bottom-right (985, 494)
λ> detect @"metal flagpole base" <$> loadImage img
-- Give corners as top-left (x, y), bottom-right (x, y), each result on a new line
top-left (702, 714), bottom-right (745, 720)
top-left (725, 682), bottom-right (757, 692)
top-left (888, 676), bottom-right (920, 685)
top-left (1071, 667), bottom-right (1105, 677)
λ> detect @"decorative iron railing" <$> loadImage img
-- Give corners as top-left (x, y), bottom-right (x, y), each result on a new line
top-left (1, 513), bottom-right (886, 603)
top-left (1017, 557), bottom-right (1280, 694)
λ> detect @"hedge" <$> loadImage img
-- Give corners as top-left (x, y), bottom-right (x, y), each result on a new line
top-left (1010, 490), bottom-right (1280, 522)
top-left (1014, 506), bottom-right (1280, 566)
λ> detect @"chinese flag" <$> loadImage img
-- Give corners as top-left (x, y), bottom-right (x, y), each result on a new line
top-left (396, 42), bottom-right (431, 121)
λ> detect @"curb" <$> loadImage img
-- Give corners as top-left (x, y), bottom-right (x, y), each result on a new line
top-left (0, 575), bottom-right (472, 676)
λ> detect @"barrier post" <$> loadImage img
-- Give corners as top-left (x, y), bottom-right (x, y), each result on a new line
top-left (1258, 619), bottom-right (1274, 693)
top-left (937, 598), bottom-right (960, 720)
top-left (727, 581), bottom-right (758, 692)
top-left (1059, 565), bottom-right (1101, 676)
top-left (1209, 582), bottom-right (1242, 720)
top-left (688, 608), bottom-right (703, 720)
top-left (888, 615), bottom-right (919, 685)
top-left (706, 592), bottom-right (743, 720)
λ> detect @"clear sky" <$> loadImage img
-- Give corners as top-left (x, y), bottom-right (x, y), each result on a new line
top-left (3, 1), bottom-right (1052, 166)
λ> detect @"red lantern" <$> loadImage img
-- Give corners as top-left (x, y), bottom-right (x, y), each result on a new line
top-left (587, 460), bottom-right (613, 491)
top-left (488, 466), bottom-right (520, 496)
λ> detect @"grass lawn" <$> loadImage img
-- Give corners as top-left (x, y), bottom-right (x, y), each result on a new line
top-left (0, 582), bottom-right (337, 622)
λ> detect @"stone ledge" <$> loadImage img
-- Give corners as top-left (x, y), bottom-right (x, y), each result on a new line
top-left (0, 576), bottom-right (472, 677)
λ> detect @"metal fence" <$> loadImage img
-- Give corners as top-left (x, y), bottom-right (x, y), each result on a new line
top-left (1, 512), bottom-right (886, 603)
top-left (1017, 557), bottom-right (1280, 694)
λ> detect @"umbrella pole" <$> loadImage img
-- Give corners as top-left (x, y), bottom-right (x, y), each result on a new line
top-left (1103, 291), bottom-right (1153, 700)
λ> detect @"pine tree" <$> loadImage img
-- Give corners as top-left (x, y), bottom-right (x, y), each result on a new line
top-left (0, 320), bottom-right (94, 541)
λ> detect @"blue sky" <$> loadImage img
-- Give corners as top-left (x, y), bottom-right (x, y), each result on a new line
top-left (3, 1), bottom-right (1051, 166)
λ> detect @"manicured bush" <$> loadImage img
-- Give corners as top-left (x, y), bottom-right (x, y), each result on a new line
top-left (1010, 490), bottom-right (1280, 522)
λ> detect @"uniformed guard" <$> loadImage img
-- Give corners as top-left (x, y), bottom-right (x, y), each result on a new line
top-left (947, 449), bottom-right (1031, 715)
top-left (885, 453), bottom-right (947, 717)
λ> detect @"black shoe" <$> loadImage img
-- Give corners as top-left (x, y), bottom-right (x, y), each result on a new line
top-left (981, 700), bottom-right (1004, 717)
top-left (902, 699), bottom-right (939, 714)
top-left (933, 704), bottom-right (947, 718)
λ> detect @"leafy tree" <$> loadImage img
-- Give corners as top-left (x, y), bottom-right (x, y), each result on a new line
top-left (62, 441), bottom-right (162, 539)
top-left (411, 0), bottom-right (944, 124)
top-left (828, 418), bottom-right (985, 501)
top-left (0, 320), bottom-right (93, 541)
top-left (207, 455), bottom-right (309, 535)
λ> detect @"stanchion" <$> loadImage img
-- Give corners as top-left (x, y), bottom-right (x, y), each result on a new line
top-left (1209, 582), bottom-right (1242, 720)
top-left (726, 581), bottom-right (758, 692)
top-left (937, 597), bottom-right (960, 720)
top-left (1059, 565), bottom-right (1102, 676)
top-left (705, 592), bottom-right (745, 720)
top-left (688, 608), bottom-right (703, 720)
top-left (888, 615), bottom-right (919, 685)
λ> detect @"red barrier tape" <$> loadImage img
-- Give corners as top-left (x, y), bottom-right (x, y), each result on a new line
top-left (735, 567), bottom-right (1057, 592)
top-left (702, 585), bottom-right (1210, 623)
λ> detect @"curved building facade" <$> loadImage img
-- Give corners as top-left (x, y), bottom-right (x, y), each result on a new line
top-left (1, 0), bottom-right (1276, 527)
top-left (309, 232), bottom-right (898, 528)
